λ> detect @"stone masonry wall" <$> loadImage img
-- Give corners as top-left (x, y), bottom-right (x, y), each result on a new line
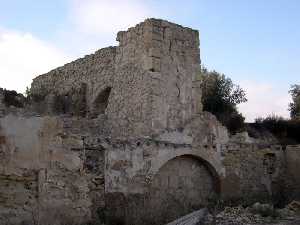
top-left (0, 111), bottom-right (290, 225)
top-left (221, 142), bottom-right (286, 205)
top-left (0, 115), bottom-right (107, 225)
top-left (30, 19), bottom-right (202, 138)
top-left (104, 113), bottom-right (227, 225)
top-left (104, 111), bottom-right (290, 224)
top-left (30, 47), bottom-right (116, 116)
top-left (107, 19), bottom-right (202, 137)
top-left (285, 145), bottom-right (300, 201)
top-left (1, 19), bottom-right (205, 225)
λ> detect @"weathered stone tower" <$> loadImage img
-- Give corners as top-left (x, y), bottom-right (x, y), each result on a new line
top-left (114, 19), bottom-right (203, 136)
top-left (30, 19), bottom-right (202, 138)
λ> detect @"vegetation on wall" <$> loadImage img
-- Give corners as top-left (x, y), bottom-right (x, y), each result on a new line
top-left (253, 115), bottom-right (300, 145)
top-left (200, 67), bottom-right (247, 134)
top-left (251, 84), bottom-right (300, 144)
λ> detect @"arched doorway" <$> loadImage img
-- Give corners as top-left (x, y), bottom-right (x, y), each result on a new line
top-left (91, 87), bottom-right (111, 117)
top-left (148, 155), bottom-right (219, 224)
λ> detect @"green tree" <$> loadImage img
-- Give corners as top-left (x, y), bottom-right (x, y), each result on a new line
top-left (289, 84), bottom-right (300, 120)
top-left (25, 86), bottom-right (31, 97)
top-left (201, 67), bottom-right (247, 133)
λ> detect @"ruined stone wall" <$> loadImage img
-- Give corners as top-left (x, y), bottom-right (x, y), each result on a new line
top-left (105, 139), bottom-right (218, 225)
top-left (107, 19), bottom-right (202, 137)
top-left (285, 145), bottom-right (300, 201)
top-left (30, 47), bottom-right (116, 116)
top-left (0, 115), bottom-right (107, 225)
top-left (148, 20), bottom-right (202, 129)
top-left (105, 113), bottom-right (228, 195)
top-left (104, 111), bottom-right (292, 224)
top-left (221, 142), bottom-right (286, 205)
top-left (0, 111), bottom-right (291, 225)
top-left (0, 18), bottom-right (204, 225)
top-left (104, 112), bottom-right (228, 225)
top-left (30, 19), bottom-right (202, 138)
top-left (1, 19), bottom-right (299, 225)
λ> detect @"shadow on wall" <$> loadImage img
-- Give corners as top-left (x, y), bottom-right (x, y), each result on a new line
top-left (91, 87), bottom-right (112, 118)
top-left (52, 83), bottom-right (88, 116)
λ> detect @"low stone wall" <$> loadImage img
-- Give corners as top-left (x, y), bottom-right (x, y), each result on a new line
top-left (221, 142), bottom-right (286, 205)
top-left (285, 145), bottom-right (300, 201)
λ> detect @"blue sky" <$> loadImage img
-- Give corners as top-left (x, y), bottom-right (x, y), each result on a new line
top-left (0, 0), bottom-right (299, 121)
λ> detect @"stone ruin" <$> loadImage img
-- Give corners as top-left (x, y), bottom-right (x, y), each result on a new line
top-left (0, 19), bottom-right (299, 225)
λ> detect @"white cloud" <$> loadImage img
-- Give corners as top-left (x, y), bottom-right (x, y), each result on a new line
top-left (238, 80), bottom-right (291, 122)
top-left (0, 0), bottom-right (152, 93)
top-left (69, 0), bottom-right (151, 35)
top-left (0, 28), bottom-right (70, 93)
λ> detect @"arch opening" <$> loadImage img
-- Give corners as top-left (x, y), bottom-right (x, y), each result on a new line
top-left (147, 154), bottom-right (220, 224)
top-left (92, 87), bottom-right (111, 117)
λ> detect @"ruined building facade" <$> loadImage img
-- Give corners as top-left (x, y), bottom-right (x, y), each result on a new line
top-left (0, 19), bottom-right (299, 225)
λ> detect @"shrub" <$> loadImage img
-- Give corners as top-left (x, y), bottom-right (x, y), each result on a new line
top-left (2, 89), bottom-right (25, 108)
top-left (254, 114), bottom-right (300, 144)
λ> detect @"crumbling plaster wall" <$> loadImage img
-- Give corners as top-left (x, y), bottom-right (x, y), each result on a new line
top-left (105, 113), bottom-right (228, 195)
top-left (104, 113), bottom-right (228, 224)
top-left (150, 114), bottom-right (287, 199)
top-left (0, 115), bottom-right (106, 225)
top-left (221, 141), bottom-right (286, 203)
top-left (0, 111), bottom-right (290, 225)
top-left (104, 111), bottom-right (289, 224)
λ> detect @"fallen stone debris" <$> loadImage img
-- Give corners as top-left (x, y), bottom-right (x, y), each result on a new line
top-left (203, 202), bottom-right (300, 225)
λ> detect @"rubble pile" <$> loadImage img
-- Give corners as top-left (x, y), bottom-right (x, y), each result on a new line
top-left (204, 202), bottom-right (300, 225)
